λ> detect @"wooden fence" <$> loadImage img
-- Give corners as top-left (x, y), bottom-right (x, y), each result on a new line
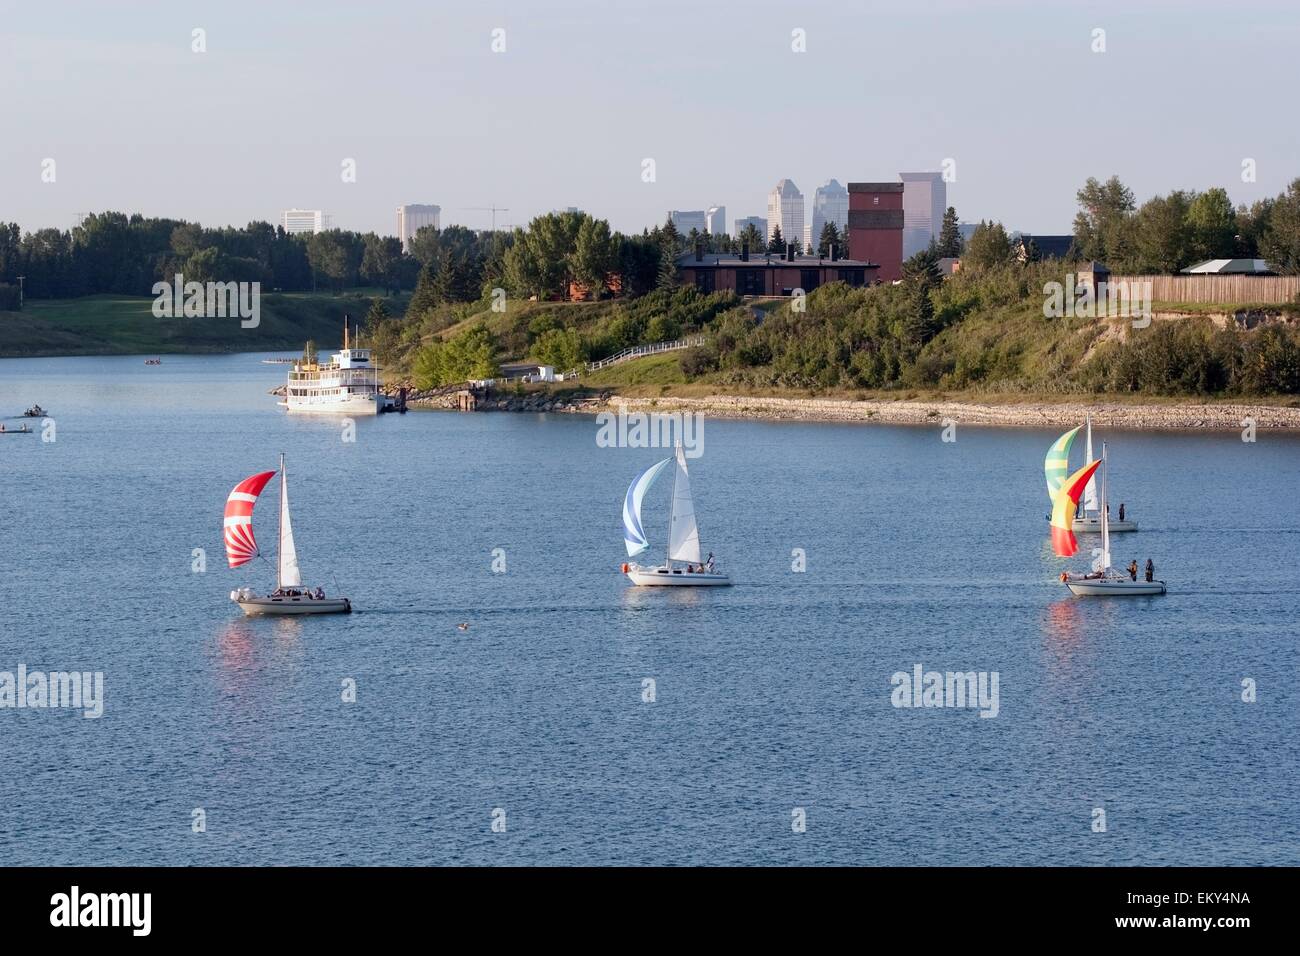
top-left (1107, 274), bottom-right (1300, 306)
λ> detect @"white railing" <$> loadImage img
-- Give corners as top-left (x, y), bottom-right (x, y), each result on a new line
top-left (580, 335), bottom-right (707, 374)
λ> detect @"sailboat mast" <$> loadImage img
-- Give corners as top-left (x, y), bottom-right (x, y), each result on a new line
top-left (666, 448), bottom-right (678, 568)
top-left (278, 453), bottom-right (285, 590)
top-left (1100, 442), bottom-right (1110, 570)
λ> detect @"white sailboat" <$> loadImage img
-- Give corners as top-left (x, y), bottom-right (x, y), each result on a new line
top-left (226, 454), bottom-right (352, 614)
top-left (621, 445), bottom-right (731, 587)
top-left (1072, 416), bottom-right (1138, 533)
top-left (1062, 442), bottom-right (1165, 596)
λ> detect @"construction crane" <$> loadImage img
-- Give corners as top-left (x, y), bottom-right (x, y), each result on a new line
top-left (457, 205), bottom-right (510, 232)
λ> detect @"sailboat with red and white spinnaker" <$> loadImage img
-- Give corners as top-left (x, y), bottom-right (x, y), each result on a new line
top-left (225, 454), bottom-right (352, 614)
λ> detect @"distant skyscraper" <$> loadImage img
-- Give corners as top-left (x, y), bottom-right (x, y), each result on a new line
top-left (899, 172), bottom-right (946, 258)
top-left (396, 204), bottom-right (441, 251)
top-left (668, 210), bottom-right (707, 235)
top-left (280, 209), bottom-right (330, 234)
top-left (767, 179), bottom-right (805, 250)
top-left (734, 216), bottom-right (768, 245)
top-left (808, 179), bottom-right (849, 253)
top-left (706, 205), bottom-right (727, 237)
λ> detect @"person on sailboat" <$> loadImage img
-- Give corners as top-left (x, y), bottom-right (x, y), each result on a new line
top-left (706, 552), bottom-right (715, 572)
top-left (1118, 503), bottom-right (1126, 522)
top-left (1127, 560), bottom-right (1138, 581)
top-left (1145, 559), bottom-right (1154, 582)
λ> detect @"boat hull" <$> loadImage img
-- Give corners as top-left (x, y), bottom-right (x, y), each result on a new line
top-left (626, 567), bottom-right (732, 587)
top-left (284, 394), bottom-right (382, 416)
top-left (234, 595), bottom-right (352, 615)
top-left (1064, 578), bottom-right (1166, 596)
top-left (1072, 517), bottom-right (1138, 533)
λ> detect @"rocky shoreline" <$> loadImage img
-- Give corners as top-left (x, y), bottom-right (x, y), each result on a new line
top-left (392, 384), bottom-right (1300, 430)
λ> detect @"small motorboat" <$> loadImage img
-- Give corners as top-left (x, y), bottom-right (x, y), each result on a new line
top-left (144, 358), bottom-right (161, 365)
top-left (23, 405), bottom-right (45, 417)
top-left (621, 444), bottom-right (732, 587)
top-left (0, 425), bottom-right (33, 435)
top-left (225, 454), bottom-right (354, 616)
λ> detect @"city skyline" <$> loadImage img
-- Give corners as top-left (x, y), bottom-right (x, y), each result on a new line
top-left (4, 0), bottom-right (1293, 239)
top-left (900, 172), bottom-right (946, 258)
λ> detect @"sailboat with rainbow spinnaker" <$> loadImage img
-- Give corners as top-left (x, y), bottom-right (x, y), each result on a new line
top-left (1044, 418), bottom-right (1138, 533)
top-left (1051, 443), bottom-right (1166, 596)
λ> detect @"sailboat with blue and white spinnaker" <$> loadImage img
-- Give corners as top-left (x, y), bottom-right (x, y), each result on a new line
top-left (620, 444), bottom-right (731, 586)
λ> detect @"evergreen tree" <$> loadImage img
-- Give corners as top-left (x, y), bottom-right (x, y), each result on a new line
top-left (738, 222), bottom-right (763, 254)
top-left (937, 207), bottom-right (963, 258)
top-left (431, 248), bottom-right (456, 303)
top-left (817, 221), bottom-right (842, 257)
top-left (364, 297), bottom-right (390, 329)
top-left (900, 249), bottom-right (943, 349)
top-left (656, 235), bottom-right (680, 291)
top-left (767, 224), bottom-right (785, 254)
top-left (660, 216), bottom-right (682, 256)
top-left (406, 263), bottom-right (440, 317)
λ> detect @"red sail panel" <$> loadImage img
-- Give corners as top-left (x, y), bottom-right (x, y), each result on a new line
top-left (224, 471), bottom-right (276, 568)
top-left (1049, 460), bottom-right (1101, 557)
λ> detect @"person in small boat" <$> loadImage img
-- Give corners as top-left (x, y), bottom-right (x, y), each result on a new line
top-left (1127, 559), bottom-right (1138, 581)
top-left (1145, 559), bottom-right (1154, 582)
top-left (1118, 503), bottom-right (1126, 522)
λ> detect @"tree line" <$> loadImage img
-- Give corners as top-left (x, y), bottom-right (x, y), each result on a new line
top-left (958, 177), bottom-right (1300, 274)
top-left (0, 209), bottom-right (671, 308)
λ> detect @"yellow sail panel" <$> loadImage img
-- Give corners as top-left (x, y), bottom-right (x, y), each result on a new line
top-left (1051, 459), bottom-right (1101, 557)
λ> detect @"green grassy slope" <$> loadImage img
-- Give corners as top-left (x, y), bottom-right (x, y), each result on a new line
top-left (0, 291), bottom-right (408, 357)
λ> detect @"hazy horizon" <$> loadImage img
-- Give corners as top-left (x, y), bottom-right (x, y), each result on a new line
top-left (3, 0), bottom-right (1297, 238)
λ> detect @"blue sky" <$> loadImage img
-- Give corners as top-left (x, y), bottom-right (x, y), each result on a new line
top-left (2, 0), bottom-right (1296, 237)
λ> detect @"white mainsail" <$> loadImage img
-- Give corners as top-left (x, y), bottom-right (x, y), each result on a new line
top-left (666, 445), bottom-right (702, 564)
top-left (1083, 416), bottom-right (1100, 514)
top-left (278, 454), bottom-right (302, 588)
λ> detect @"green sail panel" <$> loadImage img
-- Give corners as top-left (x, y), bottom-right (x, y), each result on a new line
top-left (1044, 426), bottom-right (1082, 502)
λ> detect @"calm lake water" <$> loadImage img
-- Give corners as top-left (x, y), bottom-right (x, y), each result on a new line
top-left (1, 353), bottom-right (1297, 866)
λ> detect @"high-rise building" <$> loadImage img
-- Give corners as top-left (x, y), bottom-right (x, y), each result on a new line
top-left (280, 209), bottom-right (330, 234)
top-left (734, 216), bottom-right (768, 245)
top-left (668, 210), bottom-right (707, 235)
top-left (808, 179), bottom-right (850, 253)
top-left (396, 204), bottom-right (441, 251)
top-left (846, 182), bottom-right (904, 281)
top-left (899, 172), bottom-right (946, 258)
top-left (767, 179), bottom-right (805, 251)
top-left (706, 205), bottom-right (727, 237)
